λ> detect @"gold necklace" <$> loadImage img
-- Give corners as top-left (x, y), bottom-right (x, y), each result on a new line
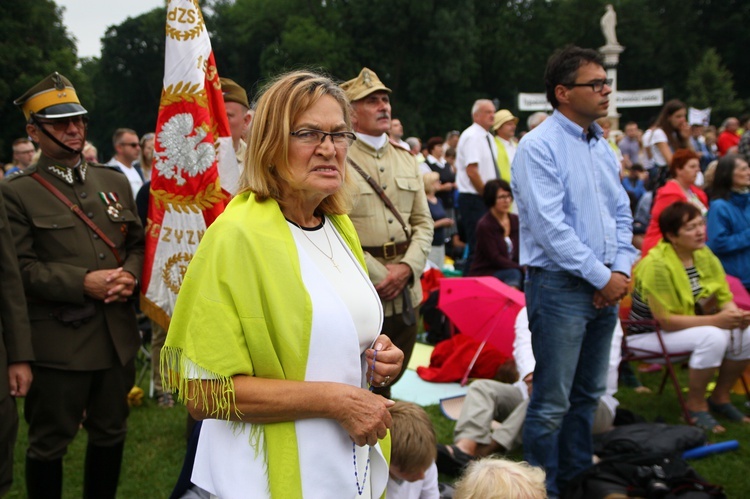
top-left (287, 217), bottom-right (341, 272)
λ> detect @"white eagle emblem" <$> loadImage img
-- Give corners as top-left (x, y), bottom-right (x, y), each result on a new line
top-left (154, 113), bottom-right (215, 185)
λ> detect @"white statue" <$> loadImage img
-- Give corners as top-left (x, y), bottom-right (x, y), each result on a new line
top-left (600, 4), bottom-right (619, 46)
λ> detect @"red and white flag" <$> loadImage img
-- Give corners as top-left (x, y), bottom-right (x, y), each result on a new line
top-left (141, 0), bottom-right (239, 329)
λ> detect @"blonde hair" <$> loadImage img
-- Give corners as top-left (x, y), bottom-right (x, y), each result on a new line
top-left (239, 70), bottom-right (355, 215)
top-left (423, 171), bottom-right (440, 195)
top-left (454, 458), bottom-right (547, 499)
top-left (389, 401), bottom-right (437, 474)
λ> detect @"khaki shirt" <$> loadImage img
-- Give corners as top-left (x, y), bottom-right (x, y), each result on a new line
top-left (348, 139), bottom-right (433, 317)
top-left (0, 155), bottom-right (145, 370)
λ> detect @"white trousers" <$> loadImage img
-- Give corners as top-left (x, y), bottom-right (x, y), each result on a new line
top-left (626, 325), bottom-right (750, 370)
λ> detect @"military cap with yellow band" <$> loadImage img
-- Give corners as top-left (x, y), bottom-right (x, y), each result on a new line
top-left (220, 77), bottom-right (250, 109)
top-left (14, 72), bottom-right (88, 121)
top-left (341, 67), bottom-right (391, 102)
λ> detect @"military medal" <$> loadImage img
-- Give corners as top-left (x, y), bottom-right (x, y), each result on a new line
top-left (99, 192), bottom-right (121, 218)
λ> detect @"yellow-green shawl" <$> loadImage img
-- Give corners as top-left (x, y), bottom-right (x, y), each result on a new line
top-left (633, 240), bottom-right (733, 320)
top-left (162, 192), bottom-right (388, 498)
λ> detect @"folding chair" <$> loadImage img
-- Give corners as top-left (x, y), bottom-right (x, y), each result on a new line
top-left (619, 296), bottom-right (693, 424)
top-left (726, 275), bottom-right (750, 400)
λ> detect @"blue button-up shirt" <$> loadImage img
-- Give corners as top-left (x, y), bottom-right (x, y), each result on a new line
top-left (511, 110), bottom-right (637, 289)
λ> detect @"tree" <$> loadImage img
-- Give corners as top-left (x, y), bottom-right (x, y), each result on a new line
top-left (685, 48), bottom-right (742, 121)
top-left (87, 7), bottom-right (166, 160)
top-left (0, 1), bottom-right (81, 160)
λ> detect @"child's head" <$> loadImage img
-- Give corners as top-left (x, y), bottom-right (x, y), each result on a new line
top-left (454, 457), bottom-right (547, 499)
top-left (389, 401), bottom-right (437, 482)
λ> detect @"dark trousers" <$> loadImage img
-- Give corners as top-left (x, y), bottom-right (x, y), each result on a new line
top-left (457, 193), bottom-right (487, 272)
top-left (25, 361), bottom-right (134, 460)
top-left (372, 306), bottom-right (420, 399)
top-left (0, 396), bottom-right (18, 496)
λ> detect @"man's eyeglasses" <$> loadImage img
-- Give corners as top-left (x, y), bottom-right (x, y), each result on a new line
top-left (565, 78), bottom-right (613, 93)
top-left (34, 115), bottom-right (88, 132)
top-left (290, 129), bottom-right (357, 148)
top-left (119, 142), bottom-right (140, 148)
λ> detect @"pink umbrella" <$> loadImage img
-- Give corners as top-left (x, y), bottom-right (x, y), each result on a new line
top-left (727, 275), bottom-right (750, 310)
top-left (438, 277), bottom-right (525, 385)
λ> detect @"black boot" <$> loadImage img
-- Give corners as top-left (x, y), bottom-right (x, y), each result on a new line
top-left (25, 455), bottom-right (62, 499)
top-left (83, 442), bottom-right (124, 499)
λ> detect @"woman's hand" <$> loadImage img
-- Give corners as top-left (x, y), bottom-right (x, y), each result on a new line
top-left (365, 334), bottom-right (403, 388)
top-left (336, 385), bottom-right (395, 446)
top-left (712, 307), bottom-right (746, 330)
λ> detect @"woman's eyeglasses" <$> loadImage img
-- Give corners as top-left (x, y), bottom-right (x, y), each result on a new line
top-left (290, 129), bottom-right (357, 148)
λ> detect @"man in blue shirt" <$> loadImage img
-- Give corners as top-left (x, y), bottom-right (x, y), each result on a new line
top-left (511, 46), bottom-right (637, 497)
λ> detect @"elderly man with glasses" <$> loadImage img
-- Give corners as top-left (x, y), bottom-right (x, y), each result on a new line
top-left (0, 72), bottom-right (145, 498)
top-left (341, 67), bottom-right (433, 399)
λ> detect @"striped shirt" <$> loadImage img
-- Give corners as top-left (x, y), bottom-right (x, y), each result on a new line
top-left (629, 265), bottom-right (702, 333)
top-left (511, 110), bottom-right (637, 289)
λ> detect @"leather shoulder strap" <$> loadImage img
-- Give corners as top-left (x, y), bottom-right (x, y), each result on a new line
top-left (30, 172), bottom-right (123, 265)
top-left (347, 157), bottom-right (411, 242)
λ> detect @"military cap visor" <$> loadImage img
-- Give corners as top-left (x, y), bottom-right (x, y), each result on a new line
top-left (14, 72), bottom-right (88, 121)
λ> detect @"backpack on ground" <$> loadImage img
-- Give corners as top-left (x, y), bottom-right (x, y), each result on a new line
top-left (563, 453), bottom-right (726, 499)
top-left (594, 422), bottom-right (707, 458)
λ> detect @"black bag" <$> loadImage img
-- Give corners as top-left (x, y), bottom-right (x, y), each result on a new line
top-left (420, 289), bottom-right (451, 345)
top-left (563, 453), bottom-right (726, 499)
top-left (594, 423), bottom-right (707, 458)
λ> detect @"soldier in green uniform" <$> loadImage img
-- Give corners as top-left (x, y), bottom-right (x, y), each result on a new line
top-left (0, 189), bottom-right (34, 497)
top-left (0, 72), bottom-right (145, 498)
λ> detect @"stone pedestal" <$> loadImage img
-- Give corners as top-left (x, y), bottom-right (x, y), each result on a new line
top-left (599, 44), bottom-right (624, 131)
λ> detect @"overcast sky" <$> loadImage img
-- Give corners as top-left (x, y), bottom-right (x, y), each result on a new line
top-left (56, 0), bottom-right (165, 58)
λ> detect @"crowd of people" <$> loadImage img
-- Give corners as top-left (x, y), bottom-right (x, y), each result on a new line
top-left (2, 42), bottom-right (750, 499)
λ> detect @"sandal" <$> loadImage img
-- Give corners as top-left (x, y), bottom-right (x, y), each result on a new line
top-left (436, 444), bottom-right (475, 477)
top-left (687, 410), bottom-right (725, 433)
top-left (707, 398), bottom-right (747, 422)
top-left (157, 392), bottom-right (175, 408)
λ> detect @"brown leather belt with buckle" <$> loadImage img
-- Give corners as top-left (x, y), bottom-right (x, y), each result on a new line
top-left (362, 241), bottom-right (409, 259)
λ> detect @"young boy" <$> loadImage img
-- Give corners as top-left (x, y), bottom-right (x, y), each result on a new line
top-left (387, 401), bottom-right (440, 499)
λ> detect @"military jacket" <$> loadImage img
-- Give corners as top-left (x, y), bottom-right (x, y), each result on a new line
top-left (0, 191), bottom-right (33, 399)
top-left (348, 139), bottom-right (433, 316)
top-left (0, 154), bottom-right (145, 370)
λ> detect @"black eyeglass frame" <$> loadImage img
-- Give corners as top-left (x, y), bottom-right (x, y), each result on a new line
top-left (564, 78), bottom-right (613, 93)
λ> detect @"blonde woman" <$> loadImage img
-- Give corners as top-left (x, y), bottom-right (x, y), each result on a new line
top-left (163, 71), bottom-right (403, 499)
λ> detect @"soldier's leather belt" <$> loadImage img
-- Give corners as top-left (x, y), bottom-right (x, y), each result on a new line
top-left (362, 241), bottom-right (409, 260)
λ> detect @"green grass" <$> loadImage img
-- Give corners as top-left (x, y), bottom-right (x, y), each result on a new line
top-left (7, 364), bottom-right (750, 497)
top-left (425, 364), bottom-right (750, 497)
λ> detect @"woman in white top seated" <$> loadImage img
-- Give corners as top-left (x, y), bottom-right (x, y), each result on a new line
top-left (162, 71), bottom-right (403, 499)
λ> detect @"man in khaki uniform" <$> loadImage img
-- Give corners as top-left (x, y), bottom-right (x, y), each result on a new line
top-left (0, 190), bottom-right (34, 497)
top-left (0, 72), bottom-right (145, 498)
top-left (341, 68), bottom-right (433, 397)
top-left (220, 77), bottom-right (252, 164)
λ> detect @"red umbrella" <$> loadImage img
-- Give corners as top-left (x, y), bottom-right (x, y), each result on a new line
top-left (438, 277), bottom-right (525, 385)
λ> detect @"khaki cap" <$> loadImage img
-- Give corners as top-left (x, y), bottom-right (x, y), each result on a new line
top-left (220, 77), bottom-right (250, 109)
top-left (341, 67), bottom-right (391, 102)
top-left (14, 72), bottom-right (87, 121)
top-left (491, 110), bottom-right (518, 132)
